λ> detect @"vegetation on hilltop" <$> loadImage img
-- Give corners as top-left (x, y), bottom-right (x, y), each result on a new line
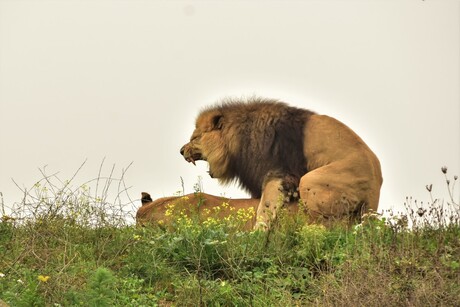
top-left (0, 166), bottom-right (459, 306)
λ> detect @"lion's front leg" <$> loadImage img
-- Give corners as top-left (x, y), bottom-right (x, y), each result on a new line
top-left (255, 178), bottom-right (284, 230)
top-left (255, 173), bottom-right (300, 230)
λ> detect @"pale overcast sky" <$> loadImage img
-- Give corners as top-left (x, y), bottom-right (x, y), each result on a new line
top-left (1, 0), bottom-right (459, 216)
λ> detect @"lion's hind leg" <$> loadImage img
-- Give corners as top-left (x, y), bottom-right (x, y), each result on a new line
top-left (299, 165), bottom-right (366, 224)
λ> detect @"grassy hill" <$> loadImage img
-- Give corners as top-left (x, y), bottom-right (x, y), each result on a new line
top-left (1, 168), bottom-right (459, 306)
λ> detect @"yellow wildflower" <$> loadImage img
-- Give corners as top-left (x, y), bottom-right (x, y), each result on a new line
top-left (237, 207), bottom-right (255, 222)
top-left (165, 203), bottom-right (176, 217)
top-left (203, 217), bottom-right (218, 227)
top-left (38, 275), bottom-right (50, 283)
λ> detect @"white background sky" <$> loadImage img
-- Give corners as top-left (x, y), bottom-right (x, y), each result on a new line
top-left (1, 0), bottom-right (459, 216)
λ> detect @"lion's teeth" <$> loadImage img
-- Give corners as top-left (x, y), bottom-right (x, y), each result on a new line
top-left (186, 157), bottom-right (196, 165)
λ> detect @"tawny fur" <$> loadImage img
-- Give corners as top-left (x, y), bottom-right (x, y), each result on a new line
top-left (180, 97), bottom-right (383, 229)
top-left (136, 192), bottom-right (356, 229)
top-left (136, 192), bottom-right (262, 230)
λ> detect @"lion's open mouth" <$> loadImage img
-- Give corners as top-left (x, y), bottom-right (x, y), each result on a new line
top-left (185, 153), bottom-right (205, 166)
top-left (181, 144), bottom-right (206, 166)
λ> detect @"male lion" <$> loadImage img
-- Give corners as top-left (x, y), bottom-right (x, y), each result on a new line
top-left (180, 97), bottom-right (383, 229)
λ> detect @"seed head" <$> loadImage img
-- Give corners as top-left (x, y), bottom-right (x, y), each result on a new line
top-left (425, 184), bottom-right (432, 192)
top-left (441, 166), bottom-right (447, 174)
top-left (417, 207), bottom-right (426, 217)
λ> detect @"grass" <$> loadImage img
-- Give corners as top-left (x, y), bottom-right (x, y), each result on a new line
top-left (0, 165), bottom-right (459, 306)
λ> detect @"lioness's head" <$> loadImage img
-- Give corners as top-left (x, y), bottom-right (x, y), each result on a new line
top-left (141, 192), bottom-right (153, 206)
top-left (180, 109), bottom-right (234, 180)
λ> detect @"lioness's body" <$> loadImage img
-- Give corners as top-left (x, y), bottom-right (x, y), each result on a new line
top-left (136, 192), bottom-right (299, 230)
top-left (180, 98), bottom-right (383, 229)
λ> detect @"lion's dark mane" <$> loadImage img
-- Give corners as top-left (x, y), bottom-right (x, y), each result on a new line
top-left (207, 98), bottom-right (315, 198)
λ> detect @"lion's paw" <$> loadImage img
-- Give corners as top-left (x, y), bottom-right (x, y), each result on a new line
top-left (278, 174), bottom-right (300, 203)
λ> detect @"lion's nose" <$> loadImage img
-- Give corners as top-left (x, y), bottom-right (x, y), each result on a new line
top-left (180, 145), bottom-right (185, 156)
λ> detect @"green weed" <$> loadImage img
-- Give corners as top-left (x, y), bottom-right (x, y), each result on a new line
top-left (0, 165), bottom-right (459, 306)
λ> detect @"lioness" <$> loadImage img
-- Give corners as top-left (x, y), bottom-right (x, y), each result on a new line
top-left (136, 192), bottom-right (301, 230)
top-left (180, 97), bottom-right (383, 229)
top-left (137, 192), bottom-right (257, 230)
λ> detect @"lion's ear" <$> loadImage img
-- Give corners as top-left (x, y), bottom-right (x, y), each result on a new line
top-left (212, 115), bottom-right (224, 130)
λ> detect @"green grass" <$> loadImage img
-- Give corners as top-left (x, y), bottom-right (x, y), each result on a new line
top-left (1, 166), bottom-right (459, 306)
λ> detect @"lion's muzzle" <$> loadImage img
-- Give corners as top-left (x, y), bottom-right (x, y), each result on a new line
top-left (180, 143), bottom-right (203, 166)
